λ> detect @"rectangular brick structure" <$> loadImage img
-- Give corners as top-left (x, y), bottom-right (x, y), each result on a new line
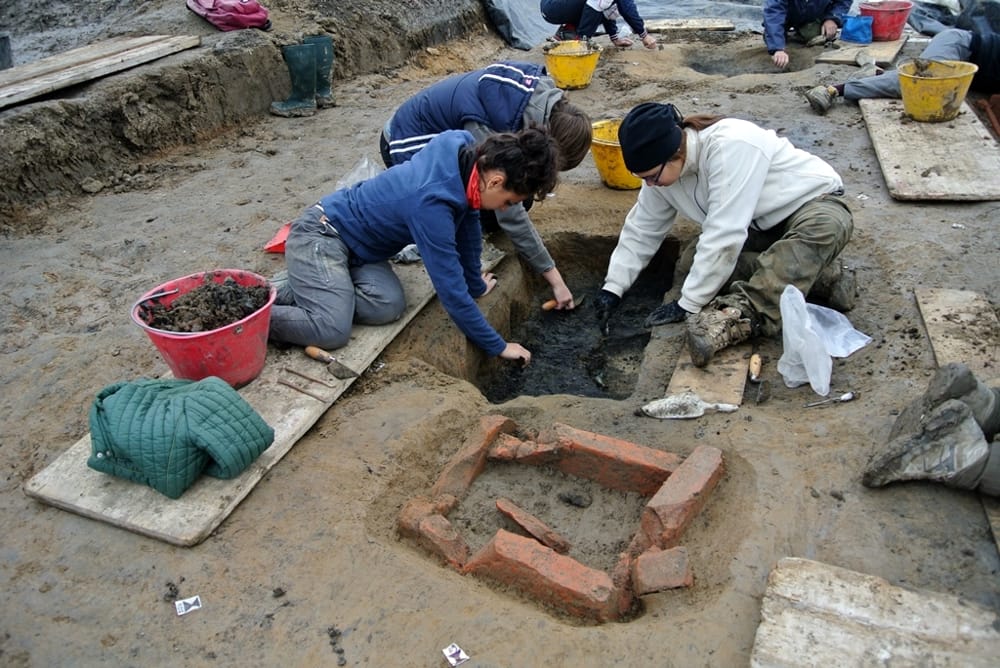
top-left (641, 445), bottom-right (724, 549)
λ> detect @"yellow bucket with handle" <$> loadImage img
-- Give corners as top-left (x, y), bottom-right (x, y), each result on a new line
top-left (590, 119), bottom-right (641, 190)
top-left (898, 59), bottom-right (978, 122)
top-left (543, 41), bottom-right (602, 90)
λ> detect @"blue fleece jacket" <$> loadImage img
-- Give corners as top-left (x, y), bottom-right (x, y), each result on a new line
top-left (386, 61), bottom-right (546, 165)
top-left (317, 130), bottom-right (506, 357)
top-left (763, 0), bottom-right (851, 53)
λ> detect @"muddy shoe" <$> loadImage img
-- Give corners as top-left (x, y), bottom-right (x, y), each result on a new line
top-left (686, 305), bottom-right (756, 368)
top-left (921, 363), bottom-right (1000, 438)
top-left (863, 399), bottom-right (991, 490)
top-left (805, 85), bottom-right (836, 115)
top-left (551, 24), bottom-right (579, 41)
top-left (810, 262), bottom-right (857, 312)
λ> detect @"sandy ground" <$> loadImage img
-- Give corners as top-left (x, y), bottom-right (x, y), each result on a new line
top-left (2, 4), bottom-right (1000, 665)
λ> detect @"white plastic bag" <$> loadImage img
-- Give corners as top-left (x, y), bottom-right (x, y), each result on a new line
top-left (334, 155), bottom-right (383, 191)
top-left (776, 285), bottom-right (871, 396)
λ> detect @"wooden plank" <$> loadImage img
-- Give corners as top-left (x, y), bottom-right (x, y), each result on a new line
top-left (645, 19), bottom-right (735, 32)
top-left (0, 35), bottom-right (201, 111)
top-left (860, 98), bottom-right (1000, 201)
top-left (816, 37), bottom-right (907, 66)
top-left (665, 343), bottom-right (750, 407)
top-left (914, 288), bottom-right (1000, 380)
top-left (750, 557), bottom-right (1000, 667)
top-left (22, 249), bottom-right (505, 546)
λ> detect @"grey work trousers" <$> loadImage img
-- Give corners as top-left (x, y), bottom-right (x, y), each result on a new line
top-left (844, 28), bottom-right (974, 101)
top-left (268, 204), bottom-right (406, 350)
top-left (677, 194), bottom-right (854, 336)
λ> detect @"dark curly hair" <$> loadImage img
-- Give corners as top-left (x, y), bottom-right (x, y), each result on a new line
top-left (476, 126), bottom-right (559, 203)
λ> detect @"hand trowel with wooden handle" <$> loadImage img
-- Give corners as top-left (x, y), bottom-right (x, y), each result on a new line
top-left (304, 345), bottom-right (359, 379)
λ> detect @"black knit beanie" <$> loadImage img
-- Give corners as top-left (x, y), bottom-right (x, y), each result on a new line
top-left (618, 102), bottom-right (683, 174)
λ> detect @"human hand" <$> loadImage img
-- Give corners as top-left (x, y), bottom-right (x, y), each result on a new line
top-left (643, 300), bottom-right (689, 328)
top-left (772, 50), bottom-right (789, 69)
top-left (481, 272), bottom-right (499, 296)
top-left (594, 289), bottom-right (621, 334)
top-left (501, 342), bottom-right (531, 366)
top-left (641, 34), bottom-right (657, 49)
top-left (822, 19), bottom-right (838, 40)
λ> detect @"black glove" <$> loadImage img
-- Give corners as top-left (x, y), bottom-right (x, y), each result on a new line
top-left (594, 289), bottom-right (621, 333)
top-left (643, 300), bottom-right (689, 328)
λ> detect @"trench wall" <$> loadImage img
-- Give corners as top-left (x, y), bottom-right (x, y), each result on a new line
top-left (0, 0), bottom-right (486, 223)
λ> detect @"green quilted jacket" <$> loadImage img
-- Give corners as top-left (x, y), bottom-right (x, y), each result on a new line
top-left (88, 377), bottom-right (275, 499)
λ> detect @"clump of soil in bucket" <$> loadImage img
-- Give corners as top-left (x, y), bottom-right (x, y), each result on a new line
top-left (143, 276), bottom-right (269, 333)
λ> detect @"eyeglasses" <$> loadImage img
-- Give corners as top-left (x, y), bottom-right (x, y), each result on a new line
top-left (634, 161), bottom-right (666, 185)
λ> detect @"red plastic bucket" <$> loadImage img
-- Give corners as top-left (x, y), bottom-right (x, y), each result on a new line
top-left (131, 269), bottom-right (276, 388)
top-left (859, 1), bottom-right (913, 41)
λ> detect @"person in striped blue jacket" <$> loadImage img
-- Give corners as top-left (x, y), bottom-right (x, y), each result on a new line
top-left (381, 61), bottom-right (592, 311)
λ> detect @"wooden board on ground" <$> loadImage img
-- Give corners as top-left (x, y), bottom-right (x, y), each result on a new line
top-left (815, 37), bottom-right (906, 66)
top-left (23, 249), bottom-right (504, 546)
top-left (0, 35), bottom-right (201, 111)
top-left (915, 288), bottom-right (1000, 380)
top-left (665, 343), bottom-right (750, 407)
top-left (859, 98), bottom-right (1000, 201)
top-left (750, 557), bottom-right (1000, 666)
top-left (645, 18), bottom-right (735, 32)
top-left (914, 287), bottom-right (1000, 553)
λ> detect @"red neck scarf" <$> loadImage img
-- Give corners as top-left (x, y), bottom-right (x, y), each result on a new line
top-left (466, 163), bottom-right (482, 209)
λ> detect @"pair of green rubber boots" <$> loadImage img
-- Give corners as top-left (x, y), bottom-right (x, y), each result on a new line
top-left (270, 34), bottom-right (334, 117)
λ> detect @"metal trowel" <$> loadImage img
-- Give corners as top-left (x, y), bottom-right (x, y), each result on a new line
top-left (304, 345), bottom-right (358, 379)
top-left (640, 390), bottom-right (739, 420)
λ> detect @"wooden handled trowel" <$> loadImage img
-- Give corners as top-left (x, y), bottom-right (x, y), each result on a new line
top-left (304, 345), bottom-right (358, 379)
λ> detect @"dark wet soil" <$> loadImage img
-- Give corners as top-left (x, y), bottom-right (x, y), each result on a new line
top-left (139, 276), bottom-right (269, 333)
top-left (478, 248), bottom-right (674, 402)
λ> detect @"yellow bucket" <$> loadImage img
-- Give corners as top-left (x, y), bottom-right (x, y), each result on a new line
top-left (543, 41), bottom-right (602, 90)
top-left (898, 59), bottom-right (978, 122)
top-left (590, 119), bottom-right (641, 190)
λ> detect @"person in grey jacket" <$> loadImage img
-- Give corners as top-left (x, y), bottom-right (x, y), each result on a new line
top-left (381, 61), bottom-right (592, 310)
top-left (593, 102), bottom-right (854, 367)
top-left (806, 28), bottom-right (1000, 113)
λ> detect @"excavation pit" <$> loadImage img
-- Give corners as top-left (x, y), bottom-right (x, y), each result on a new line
top-left (475, 234), bottom-right (677, 402)
top-left (396, 416), bottom-right (725, 623)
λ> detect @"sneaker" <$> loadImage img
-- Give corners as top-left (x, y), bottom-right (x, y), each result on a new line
top-left (863, 399), bottom-right (990, 489)
top-left (810, 262), bottom-right (857, 312)
top-left (611, 35), bottom-right (633, 47)
top-left (686, 305), bottom-right (756, 368)
top-left (552, 24), bottom-right (579, 41)
top-left (805, 85), bottom-right (836, 115)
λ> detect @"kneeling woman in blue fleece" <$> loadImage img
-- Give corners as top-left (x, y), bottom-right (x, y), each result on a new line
top-left (269, 127), bottom-right (560, 366)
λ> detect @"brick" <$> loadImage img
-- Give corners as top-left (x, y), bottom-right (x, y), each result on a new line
top-left (417, 514), bottom-right (470, 569)
top-left (463, 529), bottom-right (623, 622)
top-left (495, 496), bottom-right (571, 554)
top-left (430, 415), bottom-right (517, 499)
top-left (641, 445), bottom-right (723, 548)
top-left (632, 546), bottom-right (693, 594)
top-left (396, 494), bottom-right (458, 537)
top-left (526, 423), bottom-right (682, 495)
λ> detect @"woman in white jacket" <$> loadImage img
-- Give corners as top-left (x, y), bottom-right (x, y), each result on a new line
top-left (593, 102), bottom-right (854, 367)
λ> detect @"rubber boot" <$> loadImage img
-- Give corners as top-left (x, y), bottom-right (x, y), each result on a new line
top-left (863, 399), bottom-right (991, 490)
top-left (302, 34), bottom-right (335, 108)
top-left (889, 363), bottom-right (1000, 442)
top-left (270, 44), bottom-right (317, 118)
top-left (686, 303), bottom-right (757, 368)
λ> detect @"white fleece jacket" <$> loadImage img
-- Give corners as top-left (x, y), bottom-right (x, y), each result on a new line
top-left (602, 118), bottom-right (843, 313)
